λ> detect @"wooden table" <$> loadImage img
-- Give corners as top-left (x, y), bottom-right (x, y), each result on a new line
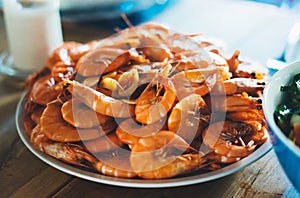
top-left (0, 3), bottom-right (300, 197)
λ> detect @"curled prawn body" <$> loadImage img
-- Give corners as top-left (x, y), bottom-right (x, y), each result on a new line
top-left (135, 76), bottom-right (176, 125)
top-left (136, 47), bottom-right (172, 62)
top-left (226, 110), bottom-right (268, 145)
top-left (83, 132), bottom-right (124, 154)
top-left (61, 98), bottom-right (114, 129)
top-left (168, 94), bottom-right (210, 142)
top-left (92, 150), bottom-right (137, 178)
top-left (129, 130), bottom-right (204, 179)
top-left (51, 61), bottom-right (75, 82)
top-left (130, 130), bottom-right (192, 153)
top-left (40, 101), bottom-right (107, 142)
top-left (202, 121), bottom-right (256, 158)
top-left (165, 33), bottom-right (212, 69)
top-left (31, 124), bottom-right (95, 168)
top-left (93, 159), bottom-right (137, 178)
top-left (131, 153), bottom-right (205, 179)
top-left (226, 110), bottom-right (266, 125)
top-left (64, 80), bottom-right (135, 118)
top-left (170, 70), bottom-right (209, 98)
top-left (221, 78), bottom-right (266, 96)
top-left (133, 62), bottom-right (172, 86)
top-left (116, 118), bottom-right (166, 146)
top-left (76, 48), bottom-right (147, 77)
top-left (209, 94), bottom-right (263, 113)
top-left (46, 41), bottom-right (96, 70)
top-left (30, 76), bottom-right (63, 105)
top-left (170, 67), bottom-right (230, 99)
top-left (76, 48), bottom-right (128, 77)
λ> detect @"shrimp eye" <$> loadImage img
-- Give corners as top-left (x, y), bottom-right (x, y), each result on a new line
top-left (257, 99), bottom-right (262, 104)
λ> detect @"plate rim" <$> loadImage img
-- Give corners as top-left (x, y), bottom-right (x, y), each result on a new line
top-left (16, 92), bottom-right (272, 188)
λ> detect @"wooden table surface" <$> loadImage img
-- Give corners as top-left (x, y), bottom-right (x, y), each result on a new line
top-left (0, 4), bottom-right (300, 197)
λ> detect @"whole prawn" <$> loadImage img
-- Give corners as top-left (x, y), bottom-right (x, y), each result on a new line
top-left (168, 94), bottom-right (210, 142)
top-left (128, 130), bottom-right (206, 179)
top-left (40, 101), bottom-right (108, 142)
top-left (202, 121), bottom-right (257, 158)
top-left (135, 75), bottom-right (176, 124)
top-left (64, 80), bottom-right (135, 118)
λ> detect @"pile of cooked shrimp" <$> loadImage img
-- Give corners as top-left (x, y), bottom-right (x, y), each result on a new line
top-left (24, 23), bottom-right (269, 179)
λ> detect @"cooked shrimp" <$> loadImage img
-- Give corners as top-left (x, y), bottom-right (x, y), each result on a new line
top-left (211, 95), bottom-right (263, 112)
top-left (166, 33), bottom-right (210, 62)
top-left (64, 80), bottom-right (135, 118)
top-left (222, 78), bottom-right (265, 96)
top-left (170, 70), bottom-right (211, 99)
top-left (134, 62), bottom-right (172, 86)
top-left (30, 76), bottom-right (63, 105)
top-left (116, 118), bottom-right (166, 146)
top-left (170, 67), bottom-right (230, 99)
top-left (226, 110), bottom-right (266, 125)
top-left (51, 61), bottom-right (75, 82)
top-left (168, 94), bottom-right (210, 142)
top-left (129, 130), bottom-right (204, 179)
top-left (61, 98), bottom-right (115, 129)
top-left (76, 48), bottom-right (128, 77)
top-left (91, 150), bottom-right (137, 178)
top-left (202, 121), bottom-right (256, 158)
top-left (248, 123), bottom-right (268, 145)
top-left (226, 110), bottom-right (268, 145)
top-left (40, 101), bottom-right (107, 142)
top-left (31, 124), bottom-right (94, 168)
top-left (130, 130), bottom-right (192, 153)
top-left (76, 48), bottom-right (147, 77)
top-left (137, 47), bottom-right (172, 62)
top-left (83, 132), bottom-right (124, 154)
top-left (46, 41), bottom-right (96, 69)
top-left (135, 76), bottom-right (176, 124)
top-left (130, 153), bottom-right (205, 179)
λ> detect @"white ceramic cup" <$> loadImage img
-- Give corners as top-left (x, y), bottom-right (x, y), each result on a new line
top-left (3, 0), bottom-right (63, 71)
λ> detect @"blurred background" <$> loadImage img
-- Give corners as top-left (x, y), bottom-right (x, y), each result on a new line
top-left (0, 0), bottom-right (299, 65)
top-left (0, 0), bottom-right (176, 26)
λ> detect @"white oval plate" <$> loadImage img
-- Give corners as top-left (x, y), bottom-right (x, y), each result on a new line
top-left (16, 93), bottom-right (272, 188)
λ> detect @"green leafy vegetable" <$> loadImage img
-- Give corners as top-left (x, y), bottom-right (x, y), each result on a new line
top-left (274, 104), bottom-right (292, 136)
top-left (275, 72), bottom-right (300, 141)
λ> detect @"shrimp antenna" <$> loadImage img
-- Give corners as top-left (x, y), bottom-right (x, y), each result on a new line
top-left (114, 13), bottom-right (134, 33)
top-left (121, 13), bottom-right (134, 28)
